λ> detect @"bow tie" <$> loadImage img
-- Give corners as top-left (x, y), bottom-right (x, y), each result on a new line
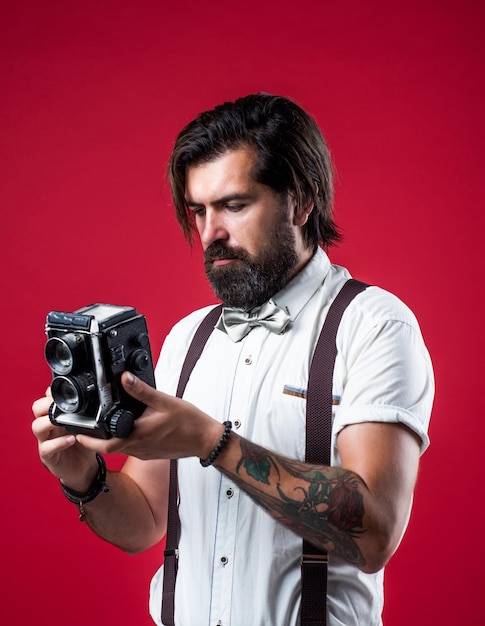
top-left (215, 299), bottom-right (291, 342)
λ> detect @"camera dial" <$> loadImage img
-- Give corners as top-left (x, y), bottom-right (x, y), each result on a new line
top-left (130, 349), bottom-right (150, 372)
top-left (108, 409), bottom-right (136, 438)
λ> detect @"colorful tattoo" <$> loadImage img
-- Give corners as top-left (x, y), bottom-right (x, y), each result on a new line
top-left (223, 438), bottom-right (366, 567)
top-left (236, 439), bottom-right (279, 484)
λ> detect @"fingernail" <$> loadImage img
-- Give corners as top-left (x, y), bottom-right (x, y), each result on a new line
top-left (125, 372), bottom-right (135, 385)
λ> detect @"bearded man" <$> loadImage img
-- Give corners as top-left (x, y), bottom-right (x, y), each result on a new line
top-left (32, 93), bottom-right (434, 626)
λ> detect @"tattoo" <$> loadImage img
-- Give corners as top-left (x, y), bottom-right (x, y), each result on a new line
top-left (223, 438), bottom-right (366, 567)
top-left (236, 439), bottom-right (279, 484)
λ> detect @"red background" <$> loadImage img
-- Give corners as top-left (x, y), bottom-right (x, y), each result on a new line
top-left (1, 1), bottom-right (483, 624)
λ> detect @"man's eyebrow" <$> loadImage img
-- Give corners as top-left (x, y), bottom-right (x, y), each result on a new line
top-left (185, 193), bottom-right (256, 207)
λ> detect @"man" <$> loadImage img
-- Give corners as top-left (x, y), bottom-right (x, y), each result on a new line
top-left (32, 94), bottom-right (434, 625)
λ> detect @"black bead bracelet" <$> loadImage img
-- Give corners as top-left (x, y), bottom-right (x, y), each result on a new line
top-left (200, 421), bottom-right (233, 467)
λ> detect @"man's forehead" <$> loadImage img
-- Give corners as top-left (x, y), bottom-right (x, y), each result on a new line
top-left (184, 147), bottom-right (260, 200)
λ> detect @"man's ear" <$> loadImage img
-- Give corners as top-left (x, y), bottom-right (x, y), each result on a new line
top-left (293, 195), bottom-right (314, 227)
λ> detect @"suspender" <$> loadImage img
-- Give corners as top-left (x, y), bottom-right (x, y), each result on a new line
top-left (161, 304), bottom-right (223, 626)
top-left (301, 278), bottom-right (369, 625)
top-left (161, 279), bottom-right (369, 625)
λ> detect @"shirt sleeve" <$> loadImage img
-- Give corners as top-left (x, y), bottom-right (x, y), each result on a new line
top-left (331, 287), bottom-right (434, 457)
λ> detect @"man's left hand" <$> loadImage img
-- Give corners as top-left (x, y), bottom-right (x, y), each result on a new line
top-left (75, 372), bottom-right (224, 461)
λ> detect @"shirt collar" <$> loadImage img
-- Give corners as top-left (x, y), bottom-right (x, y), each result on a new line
top-left (268, 247), bottom-right (331, 321)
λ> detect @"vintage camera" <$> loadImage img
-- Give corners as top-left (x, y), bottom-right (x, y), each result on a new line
top-left (44, 303), bottom-right (155, 439)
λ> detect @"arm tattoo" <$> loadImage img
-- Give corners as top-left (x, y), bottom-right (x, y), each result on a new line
top-left (222, 437), bottom-right (366, 567)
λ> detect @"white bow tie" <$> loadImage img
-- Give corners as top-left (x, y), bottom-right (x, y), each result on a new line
top-left (215, 299), bottom-right (291, 342)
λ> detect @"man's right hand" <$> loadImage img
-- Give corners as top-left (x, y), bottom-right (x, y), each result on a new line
top-left (31, 389), bottom-right (99, 492)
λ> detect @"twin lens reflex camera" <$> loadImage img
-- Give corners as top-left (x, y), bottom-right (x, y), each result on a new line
top-left (44, 303), bottom-right (155, 439)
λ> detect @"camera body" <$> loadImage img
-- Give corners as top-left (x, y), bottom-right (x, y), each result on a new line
top-left (45, 303), bottom-right (155, 439)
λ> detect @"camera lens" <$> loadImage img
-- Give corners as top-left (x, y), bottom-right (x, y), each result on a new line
top-left (45, 334), bottom-right (86, 375)
top-left (51, 372), bottom-right (96, 414)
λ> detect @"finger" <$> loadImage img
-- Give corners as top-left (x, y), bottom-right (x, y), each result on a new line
top-left (32, 396), bottom-right (53, 419)
top-left (39, 433), bottom-right (76, 462)
top-left (31, 415), bottom-right (52, 438)
top-left (75, 433), bottom-right (124, 455)
top-left (31, 414), bottom-right (62, 440)
top-left (121, 372), bottom-right (164, 407)
top-left (32, 414), bottom-right (69, 442)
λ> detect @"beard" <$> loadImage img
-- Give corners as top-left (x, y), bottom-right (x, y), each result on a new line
top-left (203, 216), bottom-right (299, 310)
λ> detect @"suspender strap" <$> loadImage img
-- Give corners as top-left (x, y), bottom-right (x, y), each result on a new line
top-left (301, 278), bottom-right (369, 626)
top-left (161, 464), bottom-right (178, 625)
top-left (161, 304), bottom-right (223, 626)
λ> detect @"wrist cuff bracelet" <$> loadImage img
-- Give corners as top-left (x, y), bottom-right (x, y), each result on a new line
top-left (200, 421), bottom-right (232, 467)
top-left (60, 452), bottom-right (110, 521)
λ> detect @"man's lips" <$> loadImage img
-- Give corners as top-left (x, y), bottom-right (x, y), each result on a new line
top-left (212, 258), bottom-right (238, 267)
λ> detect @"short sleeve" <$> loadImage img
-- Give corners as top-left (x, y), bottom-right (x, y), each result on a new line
top-left (331, 287), bottom-right (434, 458)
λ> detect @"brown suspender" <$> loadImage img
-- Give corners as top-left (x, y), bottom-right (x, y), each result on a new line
top-left (300, 278), bottom-right (369, 624)
top-left (161, 303), bottom-right (223, 626)
top-left (161, 279), bottom-right (369, 625)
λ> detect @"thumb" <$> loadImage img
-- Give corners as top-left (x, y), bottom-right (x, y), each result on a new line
top-left (122, 371), bottom-right (161, 407)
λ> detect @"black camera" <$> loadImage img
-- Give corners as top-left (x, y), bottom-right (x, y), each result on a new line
top-left (44, 303), bottom-right (155, 439)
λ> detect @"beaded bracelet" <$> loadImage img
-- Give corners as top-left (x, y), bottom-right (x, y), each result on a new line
top-left (60, 452), bottom-right (110, 521)
top-left (200, 421), bottom-right (233, 467)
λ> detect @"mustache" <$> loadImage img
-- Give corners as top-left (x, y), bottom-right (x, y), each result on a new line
top-left (204, 242), bottom-right (250, 264)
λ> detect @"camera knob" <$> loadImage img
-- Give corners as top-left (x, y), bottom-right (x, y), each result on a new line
top-left (130, 348), bottom-right (150, 372)
top-left (136, 333), bottom-right (150, 348)
top-left (109, 409), bottom-right (135, 438)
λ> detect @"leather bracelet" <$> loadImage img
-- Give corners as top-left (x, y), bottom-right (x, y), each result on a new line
top-left (60, 452), bottom-right (110, 521)
top-left (200, 421), bottom-right (232, 467)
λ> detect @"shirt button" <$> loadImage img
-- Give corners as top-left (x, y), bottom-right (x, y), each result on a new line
top-left (234, 419), bottom-right (241, 429)
top-left (220, 556), bottom-right (228, 566)
top-left (226, 488), bottom-right (234, 498)
top-left (244, 355), bottom-right (252, 365)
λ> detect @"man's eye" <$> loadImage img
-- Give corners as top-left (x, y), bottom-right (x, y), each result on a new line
top-left (226, 204), bottom-right (244, 212)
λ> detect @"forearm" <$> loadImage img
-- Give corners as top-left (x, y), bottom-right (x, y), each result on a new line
top-left (68, 466), bottom-right (167, 554)
top-left (54, 376), bottom-right (417, 571)
top-left (214, 431), bottom-right (388, 573)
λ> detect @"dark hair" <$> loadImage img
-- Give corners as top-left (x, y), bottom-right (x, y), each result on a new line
top-left (168, 93), bottom-right (341, 249)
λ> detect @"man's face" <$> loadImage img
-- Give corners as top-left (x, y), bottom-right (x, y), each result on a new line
top-left (184, 148), bottom-right (311, 309)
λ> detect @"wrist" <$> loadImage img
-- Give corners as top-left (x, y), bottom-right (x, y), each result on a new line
top-left (200, 421), bottom-right (232, 467)
top-left (60, 453), bottom-right (110, 521)
top-left (60, 454), bottom-right (100, 494)
top-left (199, 420), bottom-right (226, 461)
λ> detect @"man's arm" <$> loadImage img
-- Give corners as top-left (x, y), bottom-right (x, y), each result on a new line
top-left (214, 420), bottom-right (421, 573)
top-left (76, 456), bottom-right (169, 554)
top-left (31, 394), bottom-right (169, 554)
top-left (75, 373), bottom-right (421, 573)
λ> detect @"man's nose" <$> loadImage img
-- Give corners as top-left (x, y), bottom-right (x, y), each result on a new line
top-left (200, 210), bottom-right (229, 247)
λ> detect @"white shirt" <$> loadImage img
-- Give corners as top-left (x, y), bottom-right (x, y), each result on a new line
top-left (149, 248), bottom-right (434, 626)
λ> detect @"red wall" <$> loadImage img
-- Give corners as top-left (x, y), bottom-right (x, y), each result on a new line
top-left (2, 1), bottom-right (483, 624)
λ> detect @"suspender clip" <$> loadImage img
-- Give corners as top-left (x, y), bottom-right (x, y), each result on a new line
top-left (301, 552), bottom-right (328, 565)
top-left (164, 548), bottom-right (179, 559)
